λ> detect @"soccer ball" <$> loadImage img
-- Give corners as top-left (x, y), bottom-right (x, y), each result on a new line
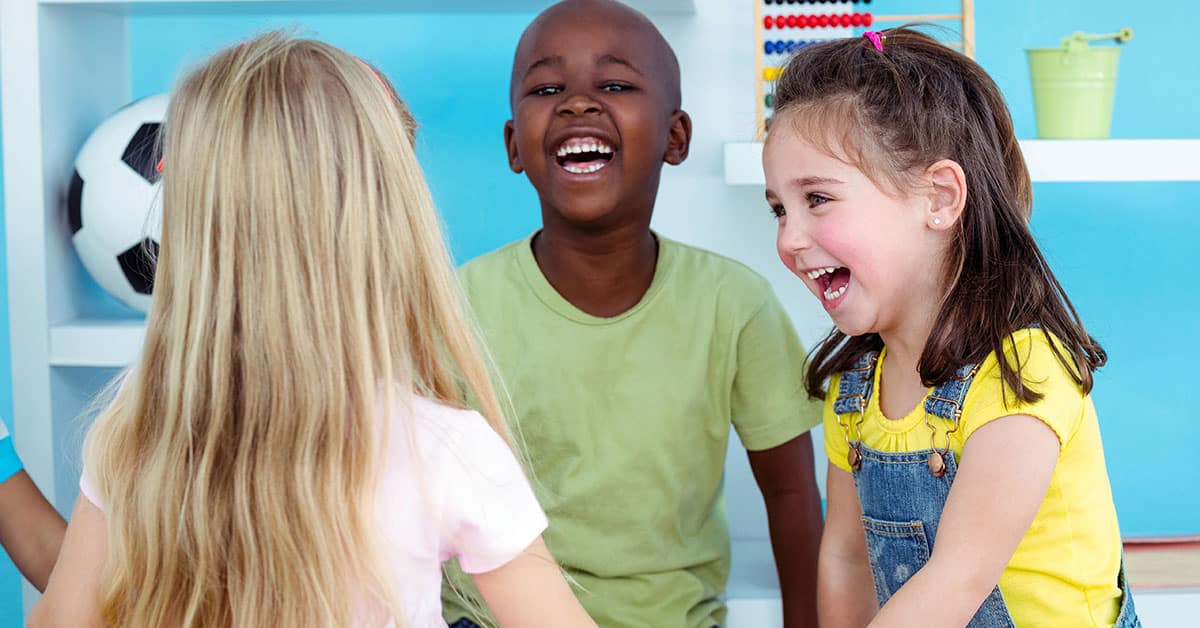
top-left (67, 93), bottom-right (167, 314)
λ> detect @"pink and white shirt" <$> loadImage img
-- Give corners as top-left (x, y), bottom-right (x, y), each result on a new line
top-left (81, 394), bottom-right (548, 627)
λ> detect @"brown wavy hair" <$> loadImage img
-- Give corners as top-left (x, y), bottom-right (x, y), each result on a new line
top-left (771, 27), bottom-right (1105, 403)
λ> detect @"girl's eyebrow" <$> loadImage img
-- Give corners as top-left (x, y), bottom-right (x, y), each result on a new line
top-left (791, 176), bottom-right (845, 189)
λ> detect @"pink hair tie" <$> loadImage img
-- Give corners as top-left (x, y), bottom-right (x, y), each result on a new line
top-left (863, 31), bottom-right (884, 51)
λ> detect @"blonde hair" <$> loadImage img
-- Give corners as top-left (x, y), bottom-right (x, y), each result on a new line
top-left (83, 31), bottom-right (510, 627)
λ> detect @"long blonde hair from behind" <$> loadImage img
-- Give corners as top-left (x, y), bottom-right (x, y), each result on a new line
top-left (82, 31), bottom-right (512, 627)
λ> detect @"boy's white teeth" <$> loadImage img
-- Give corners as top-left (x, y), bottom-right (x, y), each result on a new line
top-left (805, 266), bottom-right (838, 280)
top-left (556, 139), bottom-right (614, 157)
top-left (823, 284), bottom-right (847, 300)
top-left (563, 161), bottom-right (608, 174)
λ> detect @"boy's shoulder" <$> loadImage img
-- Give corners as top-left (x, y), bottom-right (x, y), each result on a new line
top-left (456, 237), bottom-right (531, 295)
top-left (458, 238), bottom-right (528, 277)
top-left (659, 236), bottom-right (776, 305)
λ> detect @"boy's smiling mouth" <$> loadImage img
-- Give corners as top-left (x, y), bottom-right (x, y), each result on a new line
top-left (555, 136), bottom-right (615, 174)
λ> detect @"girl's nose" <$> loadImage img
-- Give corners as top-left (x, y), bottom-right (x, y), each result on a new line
top-left (776, 213), bottom-right (814, 273)
top-left (777, 213), bottom-right (812, 254)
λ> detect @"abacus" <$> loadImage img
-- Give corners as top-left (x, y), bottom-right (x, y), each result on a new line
top-left (755, 0), bottom-right (976, 138)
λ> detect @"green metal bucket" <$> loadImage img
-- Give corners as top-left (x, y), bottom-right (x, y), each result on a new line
top-left (1026, 28), bottom-right (1133, 139)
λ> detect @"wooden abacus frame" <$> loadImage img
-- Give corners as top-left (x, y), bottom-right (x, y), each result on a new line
top-left (754, 0), bottom-right (975, 140)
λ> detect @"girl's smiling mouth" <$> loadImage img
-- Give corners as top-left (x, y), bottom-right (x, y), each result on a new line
top-left (805, 265), bottom-right (851, 305)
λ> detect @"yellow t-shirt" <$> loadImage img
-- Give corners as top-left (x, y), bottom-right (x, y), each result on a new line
top-left (824, 329), bottom-right (1123, 626)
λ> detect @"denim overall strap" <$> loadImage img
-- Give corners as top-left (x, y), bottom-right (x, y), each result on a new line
top-left (921, 362), bottom-right (979, 476)
top-left (833, 351), bottom-right (879, 415)
top-left (833, 351), bottom-right (879, 471)
top-left (845, 357), bottom-right (1017, 627)
top-left (923, 362), bottom-right (978, 421)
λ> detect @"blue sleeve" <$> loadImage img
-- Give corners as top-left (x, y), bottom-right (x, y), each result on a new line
top-left (0, 434), bottom-right (23, 485)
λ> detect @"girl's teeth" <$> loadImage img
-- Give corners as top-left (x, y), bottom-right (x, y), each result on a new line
top-left (823, 284), bottom-right (847, 300)
top-left (805, 266), bottom-right (838, 280)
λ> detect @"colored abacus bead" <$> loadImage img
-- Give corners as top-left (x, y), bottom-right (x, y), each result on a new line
top-left (863, 13), bottom-right (872, 26)
top-left (765, 93), bottom-right (774, 108)
top-left (764, 15), bottom-right (773, 29)
top-left (818, 14), bottom-right (830, 27)
top-left (839, 14), bottom-right (852, 26)
top-left (787, 14), bottom-right (800, 28)
top-left (850, 13), bottom-right (863, 26)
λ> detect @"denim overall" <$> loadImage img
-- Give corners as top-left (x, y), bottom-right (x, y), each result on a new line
top-left (833, 351), bottom-right (1141, 627)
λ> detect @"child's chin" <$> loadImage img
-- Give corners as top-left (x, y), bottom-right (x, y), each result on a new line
top-left (553, 198), bottom-right (623, 224)
top-left (831, 316), bottom-right (872, 338)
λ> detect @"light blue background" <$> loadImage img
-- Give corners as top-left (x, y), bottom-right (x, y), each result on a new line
top-left (1, 0), bottom-right (1195, 623)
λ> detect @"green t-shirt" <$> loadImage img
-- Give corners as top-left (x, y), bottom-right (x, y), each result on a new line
top-left (442, 233), bottom-right (820, 628)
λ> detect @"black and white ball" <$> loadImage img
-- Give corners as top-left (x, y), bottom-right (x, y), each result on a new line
top-left (67, 94), bottom-right (167, 314)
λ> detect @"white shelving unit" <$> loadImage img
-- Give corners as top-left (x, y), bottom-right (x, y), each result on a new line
top-left (1, 0), bottom-right (696, 618)
top-left (4, 0), bottom-right (1194, 624)
top-left (724, 139), bottom-right (1200, 185)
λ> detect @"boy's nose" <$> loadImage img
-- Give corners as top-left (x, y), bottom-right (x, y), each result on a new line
top-left (557, 94), bottom-right (603, 116)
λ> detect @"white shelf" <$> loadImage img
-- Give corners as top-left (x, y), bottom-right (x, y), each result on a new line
top-left (49, 319), bottom-right (145, 367)
top-left (39, 0), bottom-right (696, 15)
top-left (724, 139), bottom-right (1200, 185)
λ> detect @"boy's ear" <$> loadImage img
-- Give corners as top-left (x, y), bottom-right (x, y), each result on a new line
top-left (503, 119), bottom-right (524, 174)
top-left (924, 158), bottom-right (967, 230)
top-left (663, 110), bottom-right (692, 166)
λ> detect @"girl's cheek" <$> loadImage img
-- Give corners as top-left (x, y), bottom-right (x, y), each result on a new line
top-left (816, 224), bottom-right (853, 261)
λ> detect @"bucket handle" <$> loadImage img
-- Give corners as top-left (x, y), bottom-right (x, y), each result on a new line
top-left (1062, 28), bottom-right (1134, 52)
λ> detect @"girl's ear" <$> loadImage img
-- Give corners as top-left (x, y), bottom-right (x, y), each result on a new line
top-left (925, 159), bottom-right (967, 230)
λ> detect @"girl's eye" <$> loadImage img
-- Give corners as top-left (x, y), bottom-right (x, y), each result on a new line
top-left (808, 193), bottom-right (832, 208)
top-left (532, 85), bottom-right (563, 96)
top-left (768, 205), bottom-right (786, 219)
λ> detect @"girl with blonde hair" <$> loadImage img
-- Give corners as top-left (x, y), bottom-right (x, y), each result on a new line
top-left (31, 32), bottom-right (594, 628)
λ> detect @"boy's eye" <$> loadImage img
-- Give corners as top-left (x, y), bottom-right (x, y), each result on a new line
top-left (531, 85), bottom-right (563, 96)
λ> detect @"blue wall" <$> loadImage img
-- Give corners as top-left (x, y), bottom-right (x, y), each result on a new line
top-left (969, 0), bottom-right (1200, 539)
top-left (0, 1), bottom-right (1196, 623)
top-left (130, 12), bottom-right (543, 264)
top-left (0, 73), bottom-right (22, 627)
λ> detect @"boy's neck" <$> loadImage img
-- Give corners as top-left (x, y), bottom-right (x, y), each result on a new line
top-left (532, 219), bottom-right (659, 319)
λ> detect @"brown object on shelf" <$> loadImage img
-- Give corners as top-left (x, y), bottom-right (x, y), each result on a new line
top-left (1123, 537), bottom-right (1200, 590)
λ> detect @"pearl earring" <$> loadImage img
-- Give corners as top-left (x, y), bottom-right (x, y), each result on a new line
top-left (933, 217), bottom-right (942, 226)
